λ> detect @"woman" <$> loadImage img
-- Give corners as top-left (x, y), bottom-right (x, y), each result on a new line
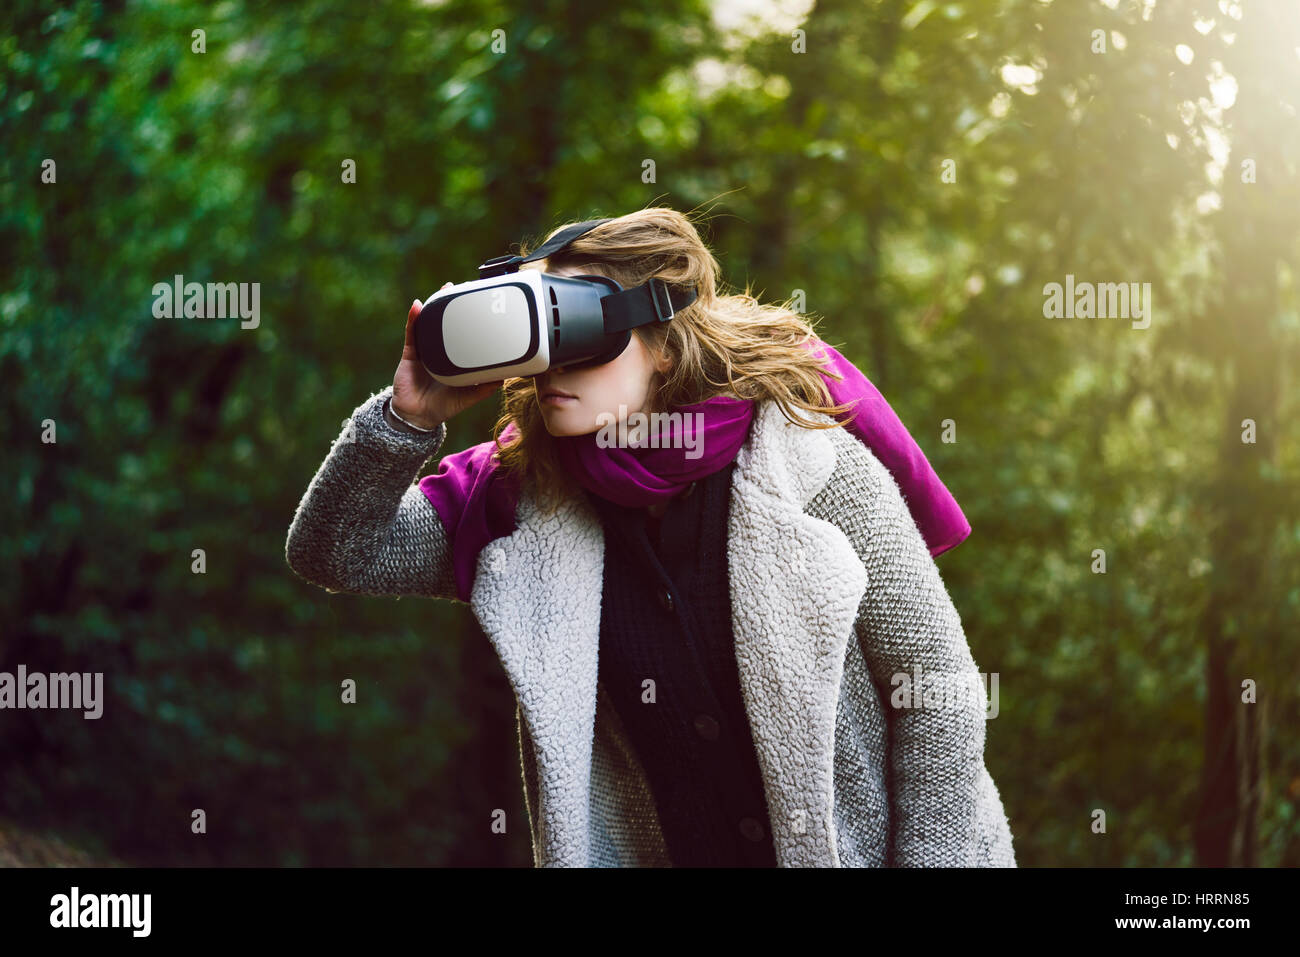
top-left (285, 208), bottom-right (1016, 868)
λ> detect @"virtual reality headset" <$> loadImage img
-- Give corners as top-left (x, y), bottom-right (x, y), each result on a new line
top-left (413, 218), bottom-right (698, 386)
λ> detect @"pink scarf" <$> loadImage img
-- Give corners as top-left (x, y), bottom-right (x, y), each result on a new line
top-left (418, 339), bottom-right (970, 602)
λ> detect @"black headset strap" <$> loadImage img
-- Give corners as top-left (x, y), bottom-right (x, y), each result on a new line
top-left (600, 278), bottom-right (698, 332)
top-left (478, 218), bottom-right (612, 278)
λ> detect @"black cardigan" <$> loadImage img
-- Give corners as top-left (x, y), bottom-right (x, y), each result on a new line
top-left (585, 460), bottom-right (777, 867)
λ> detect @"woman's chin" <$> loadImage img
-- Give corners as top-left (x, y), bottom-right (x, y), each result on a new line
top-left (540, 405), bottom-right (595, 437)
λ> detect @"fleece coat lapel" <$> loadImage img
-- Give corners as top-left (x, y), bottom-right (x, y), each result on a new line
top-left (726, 401), bottom-right (871, 865)
top-left (470, 485), bottom-right (604, 867)
top-left (470, 400), bottom-right (869, 866)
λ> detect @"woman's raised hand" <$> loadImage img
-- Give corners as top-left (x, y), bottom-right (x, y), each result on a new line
top-left (392, 282), bottom-right (505, 429)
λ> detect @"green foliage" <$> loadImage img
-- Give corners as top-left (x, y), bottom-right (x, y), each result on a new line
top-left (3, 0), bottom-right (1297, 865)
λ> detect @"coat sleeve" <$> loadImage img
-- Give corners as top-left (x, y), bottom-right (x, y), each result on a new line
top-left (284, 385), bottom-right (461, 602)
top-left (818, 426), bottom-right (1008, 866)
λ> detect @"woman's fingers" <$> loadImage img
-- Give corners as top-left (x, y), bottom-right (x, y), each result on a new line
top-left (402, 284), bottom-right (459, 371)
top-left (402, 299), bottom-right (421, 359)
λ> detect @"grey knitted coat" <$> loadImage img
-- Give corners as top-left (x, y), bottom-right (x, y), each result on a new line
top-left (285, 385), bottom-right (1017, 868)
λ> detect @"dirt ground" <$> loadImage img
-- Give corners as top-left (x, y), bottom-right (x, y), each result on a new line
top-left (0, 817), bottom-right (125, 867)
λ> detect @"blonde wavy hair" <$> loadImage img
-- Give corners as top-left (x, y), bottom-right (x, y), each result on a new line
top-left (488, 205), bottom-right (858, 509)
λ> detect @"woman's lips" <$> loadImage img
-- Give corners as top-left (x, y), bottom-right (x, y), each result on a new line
top-left (541, 393), bottom-right (577, 406)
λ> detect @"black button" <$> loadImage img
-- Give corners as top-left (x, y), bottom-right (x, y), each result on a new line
top-left (693, 713), bottom-right (720, 740)
top-left (738, 817), bottom-right (765, 842)
top-left (658, 587), bottom-right (675, 613)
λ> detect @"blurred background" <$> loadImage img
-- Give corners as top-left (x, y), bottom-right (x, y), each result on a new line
top-left (2, 0), bottom-right (1298, 867)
